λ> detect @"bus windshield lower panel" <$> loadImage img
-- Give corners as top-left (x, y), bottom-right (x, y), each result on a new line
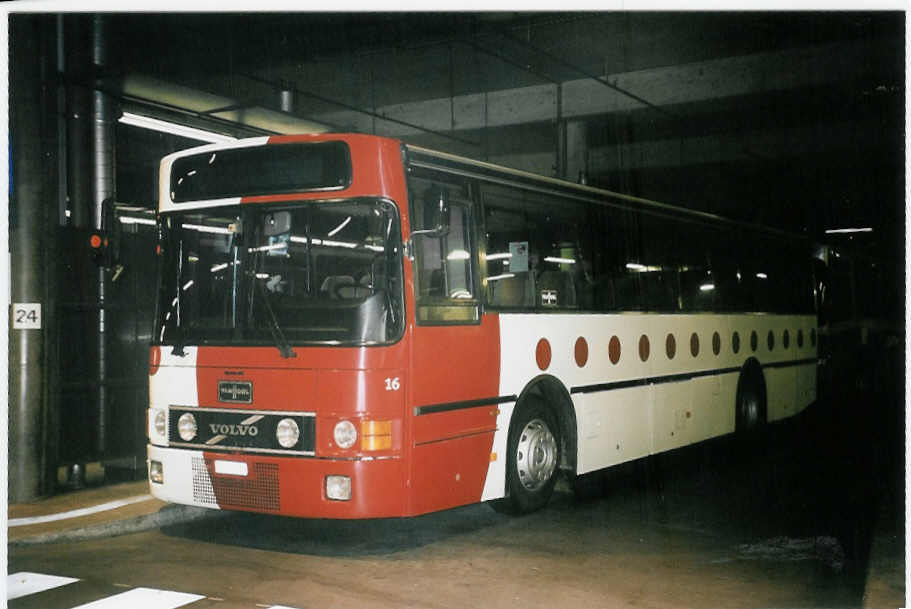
top-left (156, 199), bottom-right (404, 347)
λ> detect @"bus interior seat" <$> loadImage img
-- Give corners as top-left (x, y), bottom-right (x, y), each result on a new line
top-left (320, 275), bottom-right (357, 298)
top-left (488, 273), bottom-right (534, 308)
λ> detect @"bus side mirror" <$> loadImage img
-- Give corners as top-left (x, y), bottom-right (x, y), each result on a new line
top-left (813, 257), bottom-right (830, 325)
top-left (405, 188), bottom-right (450, 257)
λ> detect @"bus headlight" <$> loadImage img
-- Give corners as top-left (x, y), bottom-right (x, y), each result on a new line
top-left (153, 409), bottom-right (167, 438)
top-left (333, 420), bottom-right (357, 449)
top-left (276, 418), bottom-right (300, 448)
top-left (177, 412), bottom-right (197, 441)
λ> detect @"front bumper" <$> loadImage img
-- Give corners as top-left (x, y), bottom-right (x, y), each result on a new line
top-left (147, 444), bottom-right (406, 519)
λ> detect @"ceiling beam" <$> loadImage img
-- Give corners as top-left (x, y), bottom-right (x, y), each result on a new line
top-left (484, 117), bottom-right (896, 177)
top-left (314, 37), bottom-right (899, 138)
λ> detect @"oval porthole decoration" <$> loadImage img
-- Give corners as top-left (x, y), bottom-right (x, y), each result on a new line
top-left (575, 337), bottom-right (589, 368)
top-left (712, 331), bottom-right (721, 356)
top-left (767, 330), bottom-right (775, 351)
top-left (732, 331), bottom-right (741, 354)
top-left (665, 333), bottom-right (676, 360)
top-left (639, 334), bottom-right (650, 362)
top-left (750, 330), bottom-right (758, 352)
top-left (797, 329), bottom-right (804, 348)
top-left (536, 338), bottom-right (552, 371)
top-left (690, 332), bottom-right (700, 357)
top-left (609, 335), bottom-right (621, 365)
top-left (783, 329), bottom-right (790, 349)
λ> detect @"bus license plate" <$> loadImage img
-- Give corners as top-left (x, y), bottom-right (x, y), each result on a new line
top-left (214, 460), bottom-right (248, 476)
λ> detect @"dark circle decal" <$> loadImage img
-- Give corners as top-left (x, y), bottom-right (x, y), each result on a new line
top-left (690, 332), bottom-right (700, 357)
top-left (783, 329), bottom-right (790, 349)
top-left (767, 330), bottom-right (775, 351)
top-left (609, 335), bottom-right (621, 365)
top-left (712, 331), bottom-right (721, 356)
top-left (575, 337), bottom-right (589, 368)
top-left (639, 334), bottom-right (650, 362)
top-left (732, 331), bottom-right (740, 354)
top-left (797, 329), bottom-right (804, 348)
top-left (665, 333), bottom-right (676, 360)
top-left (536, 338), bottom-right (552, 371)
top-left (750, 331), bottom-right (758, 352)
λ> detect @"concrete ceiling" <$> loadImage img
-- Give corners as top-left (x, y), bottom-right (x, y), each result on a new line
top-left (101, 12), bottom-right (904, 256)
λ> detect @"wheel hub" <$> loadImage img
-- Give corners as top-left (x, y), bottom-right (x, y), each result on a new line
top-left (516, 418), bottom-right (558, 491)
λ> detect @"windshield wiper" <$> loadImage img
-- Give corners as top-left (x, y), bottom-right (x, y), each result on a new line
top-left (257, 280), bottom-right (296, 359)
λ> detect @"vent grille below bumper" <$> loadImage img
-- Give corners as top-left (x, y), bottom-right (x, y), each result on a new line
top-left (192, 457), bottom-right (281, 512)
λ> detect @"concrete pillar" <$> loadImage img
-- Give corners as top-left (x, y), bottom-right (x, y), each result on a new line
top-left (9, 15), bottom-right (59, 502)
top-left (564, 120), bottom-right (588, 184)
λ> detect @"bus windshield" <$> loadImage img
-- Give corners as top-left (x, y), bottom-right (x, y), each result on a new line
top-left (156, 199), bottom-right (404, 349)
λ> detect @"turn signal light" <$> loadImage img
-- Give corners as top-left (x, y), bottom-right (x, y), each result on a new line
top-left (360, 420), bottom-right (392, 451)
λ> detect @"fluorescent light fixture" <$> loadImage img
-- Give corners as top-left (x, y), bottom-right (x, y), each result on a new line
top-left (544, 256), bottom-right (576, 265)
top-left (824, 227), bottom-right (873, 234)
top-left (248, 243), bottom-right (288, 253)
top-left (447, 250), bottom-right (471, 261)
top-left (182, 223), bottom-right (234, 235)
top-left (626, 262), bottom-right (661, 272)
top-left (756, 272), bottom-right (768, 279)
top-left (699, 283), bottom-right (715, 292)
top-left (211, 263), bottom-right (229, 273)
top-left (327, 217), bottom-right (352, 237)
top-left (118, 216), bottom-right (157, 226)
top-left (182, 280), bottom-right (194, 291)
top-left (486, 253), bottom-right (512, 261)
top-left (119, 111), bottom-right (237, 144)
top-left (486, 273), bottom-right (515, 282)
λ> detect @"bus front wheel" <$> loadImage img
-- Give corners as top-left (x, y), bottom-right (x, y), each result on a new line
top-left (497, 396), bottom-right (561, 514)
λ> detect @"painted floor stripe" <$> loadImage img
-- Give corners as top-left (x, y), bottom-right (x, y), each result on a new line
top-left (69, 587), bottom-right (205, 609)
top-left (7, 572), bottom-right (80, 600)
top-left (9, 495), bottom-right (153, 527)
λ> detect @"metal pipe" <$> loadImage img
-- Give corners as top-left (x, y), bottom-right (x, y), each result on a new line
top-left (92, 14), bottom-right (115, 458)
top-left (9, 15), bottom-right (58, 502)
top-left (280, 89), bottom-right (295, 113)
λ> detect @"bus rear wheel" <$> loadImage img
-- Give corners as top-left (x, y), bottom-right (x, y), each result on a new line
top-left (736, 370), bottom-right (766, 434)
top-left (498, 396), bottom-right (561, 515)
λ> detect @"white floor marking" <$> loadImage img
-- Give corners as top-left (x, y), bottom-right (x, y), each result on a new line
top-left (9, 495), bottom-right (153, 527)
top-left (68, 587), bottom-right (205, 609)
top-left (7, 572), bottom-right (80, 600)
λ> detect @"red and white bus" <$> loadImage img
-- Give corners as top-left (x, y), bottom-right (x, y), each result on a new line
top-left (147, 133), bottom-right (818, 518)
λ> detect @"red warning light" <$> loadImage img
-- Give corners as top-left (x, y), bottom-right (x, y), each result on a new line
top-left (90, 234), bottom-right (103, 249)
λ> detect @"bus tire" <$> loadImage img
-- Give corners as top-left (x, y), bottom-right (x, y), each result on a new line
top-left (736, 367), bottom-right (766, 434)
top-left (500, 395), bottom-right (561, 514)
